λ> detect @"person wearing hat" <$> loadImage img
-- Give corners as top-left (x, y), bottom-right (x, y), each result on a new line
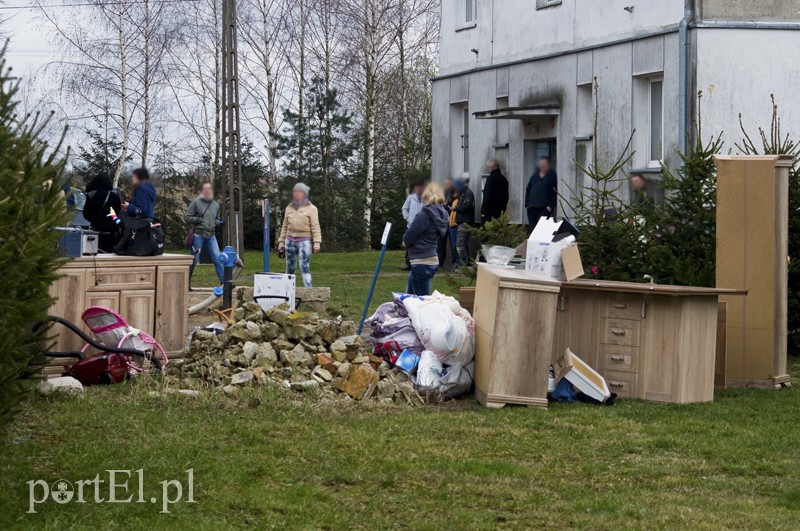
top-left (277, 183), bottom-right (321, 287)
top-left (401, 180), bottom-right (427, 271)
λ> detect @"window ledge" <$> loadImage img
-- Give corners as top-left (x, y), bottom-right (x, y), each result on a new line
top-left (630, 167), bottom-right (663, 175)
top-left (456, 21), bottom-right (477, 32)
top-left (536, 0), bottom-right (562, 9)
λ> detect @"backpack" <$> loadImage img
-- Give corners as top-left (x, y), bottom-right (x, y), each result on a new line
top-left (114, 217), bottom-right (165, 256)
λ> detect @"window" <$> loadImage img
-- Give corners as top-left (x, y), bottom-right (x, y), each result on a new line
top-left (576, 83), bottom-right (593, 138)
top-left (465, 0), bottom-right (476, 23)
top-left (536, 0), bottom-right (562, 9)
top-left (648, 79), bottom-right (664, 166)
top-left (461, 107), bottom-right (470, 174)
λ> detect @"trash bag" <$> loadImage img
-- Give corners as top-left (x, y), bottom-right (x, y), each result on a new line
top-left (366, 300), bottom-right (425, 362)
top-left (400, 292), bottom-right (475, 366)
top-left (416, 351), bottom-right (473, 399)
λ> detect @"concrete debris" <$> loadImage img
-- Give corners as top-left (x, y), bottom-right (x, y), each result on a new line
top-left (177, 302), bottom-right (421, 405)
top-left (36, 376), bottom-right (84, 397)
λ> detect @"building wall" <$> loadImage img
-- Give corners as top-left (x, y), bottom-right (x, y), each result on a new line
top-left (698, 0), bottom-right (800, 21)
top-left (694, 28), bottom-right (800, 148)
top-left (433, 0), bottom-right (800, 224)
top-left (432, 33), bottom-right (682, 224)
top-left (439, 0), bottom-right (684, 76)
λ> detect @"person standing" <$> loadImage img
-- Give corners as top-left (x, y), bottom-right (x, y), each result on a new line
top-left (403, 183), bottom-right (448, 296)
top-left (438, 177), bottom-right (455, 267)
top-left (481, 159), bottom-right (509, 223)
top-left (401, 180), bottom-right (426, 271)
top-left (277, 183), bottom-right (321, 288)
top-left (185, 181), bottom-right (224, 286)
top-left (631, 173), bottom-right (655, 215)
top-left (82, 171), bottom-right (121, 253)
top-left (452, 179), bottom-right (475, 267)
top-left (122, 167), bottom-right (156, 219)
top-left (525, 156), bottom-right (558, 229)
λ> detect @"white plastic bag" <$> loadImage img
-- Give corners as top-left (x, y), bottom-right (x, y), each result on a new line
top-left (417, 350), bottom-right (443, 390)
top-left (401, 293), bottom-right (475, 366)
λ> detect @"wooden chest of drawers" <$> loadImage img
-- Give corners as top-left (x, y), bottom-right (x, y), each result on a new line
top-left (554, 280), bottom-right (745, 404)
top-left (45, 254), bottom-right (193, 378)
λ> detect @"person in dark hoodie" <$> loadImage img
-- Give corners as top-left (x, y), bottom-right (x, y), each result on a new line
top-left (122, 167), bottom-right (156, 219)
top-left (452, 179), bottom-right (475, 267)
top-left (481, 159), bottom-right (509, 223)
top-left (82, 171), bottom-right (121, 252)
top-left (402, 183), bottom-right (448, 296)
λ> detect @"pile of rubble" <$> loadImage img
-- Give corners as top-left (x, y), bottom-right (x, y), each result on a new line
top-left (169, 302), bottom-right (422, 405)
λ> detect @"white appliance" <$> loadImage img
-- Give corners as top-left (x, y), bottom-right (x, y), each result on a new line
top-left (253, 273), bottom-right (296, 311)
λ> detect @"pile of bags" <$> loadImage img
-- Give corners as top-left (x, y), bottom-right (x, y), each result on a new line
top-left (366, 291), bottom-right (476, 400)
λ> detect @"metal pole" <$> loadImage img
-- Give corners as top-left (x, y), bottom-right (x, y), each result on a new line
top-left (221, 0), bottom-right (244, 254)
top-left (357, 223), bottom-right (392, 335)
top-left (262, 199), bottom-right (270, 273)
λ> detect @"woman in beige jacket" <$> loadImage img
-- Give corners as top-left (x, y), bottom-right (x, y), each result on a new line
top-left (277, 183), bottom-right (322, 287)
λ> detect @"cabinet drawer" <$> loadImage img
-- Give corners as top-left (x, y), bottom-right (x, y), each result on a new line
top-left (87, 268), bottom-right (156, 291)
top-left (604, 295), bottom-right (643, 320)
top-left (602, 318), bottom-right (640, 347)
top-left (599, 344), bottom-right (639, 373)
top-left (603, 370), bottom-right (638, 398)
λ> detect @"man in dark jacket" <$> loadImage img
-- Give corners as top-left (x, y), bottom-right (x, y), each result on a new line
top-left (481, 159), bottom-right (509, 223)
top-left (123, 167), bottom-right (156, 219)
top-left (525, 156), bottom-right (558, 229)
top-left (82, 171), bottom-right (121, 252)
top-left (186, 181), bottom-right (224, 285)
top-left (452, 179), bottom-right (475, 267)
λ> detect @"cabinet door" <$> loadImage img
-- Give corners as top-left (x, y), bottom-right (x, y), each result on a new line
top-left (48, 269), bottom-right (86, 352)
top-left (640, 297), bottom-right (680, 402)
top-left (155, 265), bottom-right (189, 353)
top-left (120, 290), bottom-right (155, 336)
top-left (554, 290), bottom-right (604, 367)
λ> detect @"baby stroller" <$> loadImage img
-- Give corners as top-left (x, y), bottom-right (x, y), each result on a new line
top-left (37, 306), bottom-right (168, 385)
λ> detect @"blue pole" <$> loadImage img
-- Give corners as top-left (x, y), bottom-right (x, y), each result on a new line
top-left (357, 222), bottom-right (392, 335)
top-left (262, 199), bottom-right (270, 273)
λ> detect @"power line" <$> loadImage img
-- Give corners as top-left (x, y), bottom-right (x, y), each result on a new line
top-left (0, 0), bottom-right (200, 10)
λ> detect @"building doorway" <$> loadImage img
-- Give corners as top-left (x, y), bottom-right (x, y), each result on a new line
top-left (523, 138), bottom-right (558, 215)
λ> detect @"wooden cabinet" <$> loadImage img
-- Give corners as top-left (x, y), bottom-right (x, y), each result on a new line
top-left (473, 265), bottom-right (561, 408)
top-left (715, 155), bottom-right (792, 388)
top-left (46, 254), bottom-right (192, 377)
top-left (555, 281), bottom-right (745, 404)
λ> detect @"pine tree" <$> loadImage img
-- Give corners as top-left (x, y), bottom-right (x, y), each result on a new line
top-left (74, 125), bottom-right (130, 185)
top-left (0, 47), bottom-right (69, 430)
top-left (274, 77), bottom-right (363, 250)
top-left (563, 78), bottom-right (645, 281)
top-left (646, 94), bottom-right (723, 287)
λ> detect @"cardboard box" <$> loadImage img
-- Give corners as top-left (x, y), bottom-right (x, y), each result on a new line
top-left (553, 348), bottom-right (611, 403)
top-left (524, 217), bottom-right (584, 281)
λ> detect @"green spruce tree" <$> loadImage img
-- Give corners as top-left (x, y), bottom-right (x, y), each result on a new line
top-left (0, 46), bottom-right (69, 430)
top-left (646, 93), bottom-right (723, 286)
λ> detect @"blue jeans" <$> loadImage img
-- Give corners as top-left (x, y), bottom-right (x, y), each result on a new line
top-left (286, 239), bottom-right (313, 287)
top-left (406, 264), bottom-right (438, 296)
top-left (190, 234), bottom-right (224, 284)
top-left (448, 226), bottom-right (461, 266)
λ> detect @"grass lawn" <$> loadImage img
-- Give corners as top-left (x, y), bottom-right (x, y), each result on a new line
top-left (190, 249), bottom-right (472, 320)
top-left (3, 251), bottom-right (800, 529)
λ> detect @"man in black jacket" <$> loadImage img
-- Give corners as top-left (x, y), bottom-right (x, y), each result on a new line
top-left (525, 156), bottom-right (558, 229)
top-left (83, 172), bottom-right (121, 253)
top-left (452, 179), bottom-right (475, 267)
top-left (481, 159), bottom-right (509, 223)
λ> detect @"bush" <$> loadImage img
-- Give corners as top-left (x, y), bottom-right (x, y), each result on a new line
top-left (0, 48), bottom-right (69, 430)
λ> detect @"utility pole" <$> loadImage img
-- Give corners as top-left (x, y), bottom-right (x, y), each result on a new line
top-left (221, 0), bottom-right (245, 254)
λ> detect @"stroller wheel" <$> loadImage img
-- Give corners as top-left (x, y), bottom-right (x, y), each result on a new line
top-left (98, 372), bottom-right (113, 385)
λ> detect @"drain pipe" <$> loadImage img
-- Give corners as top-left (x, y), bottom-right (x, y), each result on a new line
top-left (678, 0), bottom-right (694, 156)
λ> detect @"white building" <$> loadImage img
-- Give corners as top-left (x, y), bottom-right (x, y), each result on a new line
top-left (432, 0), bottom-right (800, 223)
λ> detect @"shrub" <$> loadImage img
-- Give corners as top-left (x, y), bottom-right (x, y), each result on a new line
top-left (0, 47), bottom-right (69, 430)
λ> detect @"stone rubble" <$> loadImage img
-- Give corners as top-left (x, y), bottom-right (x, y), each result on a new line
top-left (172, 302), bottom-right (423, 405)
